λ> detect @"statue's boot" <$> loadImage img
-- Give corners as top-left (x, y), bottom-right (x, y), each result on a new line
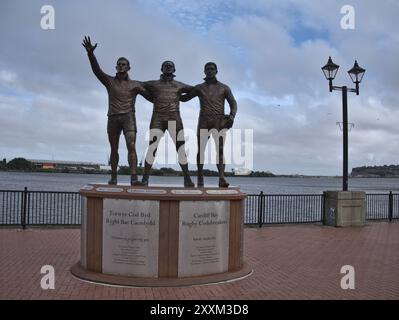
top-left (218, 177), bottom-right (229, 188)
top-left (197, 174), bottom-right (204, 187)
top-left (108, 173), bottom-right (117, 185)
top-left (184, 175), bottom-right (195, 188)
top-left (180, 163), bottom-right (194, 188)
top-left (130, 174), bottom-right (139, 186)
top-left (141, 174), bottom-right (149, 186)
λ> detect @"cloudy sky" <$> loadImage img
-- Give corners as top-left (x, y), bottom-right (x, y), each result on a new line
top-left (0, 0), bottom-right (398, 175)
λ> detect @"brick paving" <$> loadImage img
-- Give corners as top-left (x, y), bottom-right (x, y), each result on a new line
top-left (0, 222), bottom-right (398, 300)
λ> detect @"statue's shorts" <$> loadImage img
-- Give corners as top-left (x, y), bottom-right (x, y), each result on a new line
top-left (107, 112), bottom-right (137, 136)
top-left (197, 114), bottom-right (225, 136)
top-left (149, 112), bottom-right (184, 135)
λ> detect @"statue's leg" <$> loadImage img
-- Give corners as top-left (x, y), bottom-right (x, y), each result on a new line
top-left (107, 116), bottom-right (122, 185)
top-left (124, 130), bottom-right (138, 184)
top-left (171, 118), bottom-right (194, 187)
top-left (142, 117), bottom-right (165, 185)
top-left (197, 124), bottom-right (210, 187)
top-left (212, 128), bottom-right (229, 188)
top-left (122, 113), bottom-right (139, 185)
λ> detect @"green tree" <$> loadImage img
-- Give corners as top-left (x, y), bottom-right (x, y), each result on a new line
top-left (6, 158), bottom-right (34, 170)
top-left (0, 158), bottom-right (6, 170)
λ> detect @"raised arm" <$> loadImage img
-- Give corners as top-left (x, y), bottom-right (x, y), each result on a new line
top-left (82, 36), bottom-right (111, 87)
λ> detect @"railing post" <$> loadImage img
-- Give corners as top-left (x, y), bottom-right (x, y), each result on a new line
top-left (258, 191), bottom-right (264, 228)
top-left (388, 191), bottom-right (393, 222)
top-left (21, 187), bottom-right (28, 229)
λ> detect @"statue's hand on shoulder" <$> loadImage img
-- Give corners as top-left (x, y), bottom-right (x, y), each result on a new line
top-left (82, 36), bottom-right (97, 53)
top-left (180, 93), bottom-right (189, 102)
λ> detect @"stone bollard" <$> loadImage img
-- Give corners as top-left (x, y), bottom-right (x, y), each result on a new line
top-left (323, 191), bottom-right (366, 227)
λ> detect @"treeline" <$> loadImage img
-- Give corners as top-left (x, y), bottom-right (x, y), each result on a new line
top-left (118, 166), bottom-right (223, 177)
top-left (1, 157), bottom-right (275, 177)
top-left (351, 165), bottom-right (399, 178)
top-left (119, 166), bottom-right (275, 177)
top-left (0, 158), bottom-right (33, 170)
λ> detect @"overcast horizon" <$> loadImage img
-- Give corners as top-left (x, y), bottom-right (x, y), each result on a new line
top-left (1, 0), bottom-right (398, 175)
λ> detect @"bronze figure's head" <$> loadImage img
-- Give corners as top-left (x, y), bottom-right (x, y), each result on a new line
top-left (116, 57), bottom-right (130, 73)
top-left (161, 60), bottom-right (176, 75)
top-left (204, 62), bottom-right (218, 79)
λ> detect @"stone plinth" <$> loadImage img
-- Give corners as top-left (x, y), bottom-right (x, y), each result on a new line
top-left (71, 184), bottom-right (251, 287)
top-left (323, 191), bottom-right (366, 227)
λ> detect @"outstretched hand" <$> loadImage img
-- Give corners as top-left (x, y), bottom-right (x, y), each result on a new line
top-left (82, 36), bottom-right (97, 53)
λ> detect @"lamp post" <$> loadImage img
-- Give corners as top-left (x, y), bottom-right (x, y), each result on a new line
top-left (322, 57), bottom-right (366, 191)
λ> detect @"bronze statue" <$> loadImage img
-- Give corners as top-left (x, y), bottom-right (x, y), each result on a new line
top-left (140, 61), bottom-right (194, 187)
top-left (82, 36), bottom-right (151, 185)
top-left (181, 62), bottom-right (237, 188)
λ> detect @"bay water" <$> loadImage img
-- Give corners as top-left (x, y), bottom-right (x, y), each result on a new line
top-left (1, 171), bottom-right (398, 194)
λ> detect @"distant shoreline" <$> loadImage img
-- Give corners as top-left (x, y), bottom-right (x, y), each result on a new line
top-left (2, 170), bottom-right (398, 194)
top-left (1, 167), bottom-right (275, 177)
top-left (3, 158), bottom-right (399, 178)
top-left (0, 169), bottom-right (383, 179)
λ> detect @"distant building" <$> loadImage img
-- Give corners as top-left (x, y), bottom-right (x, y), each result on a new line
top-left (232, 168), bottom-right (253, 176)
top-left (28, 159), bottom-right (102, 170)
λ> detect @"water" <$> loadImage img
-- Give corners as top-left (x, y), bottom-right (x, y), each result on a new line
top-left (1, 171), bottom-right (398, 194)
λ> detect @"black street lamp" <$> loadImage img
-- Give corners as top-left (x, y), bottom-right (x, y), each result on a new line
top-left (322, 56), bottom-right (366, 191)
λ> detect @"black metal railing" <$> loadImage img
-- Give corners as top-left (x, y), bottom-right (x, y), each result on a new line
top-left (393, 193), bottom-right (399, 221)
top-left (0, 189), bottom-right (24, 226)
top-left (367, 193), bottom-right (389, 221)
top-left (0, 188), bottom-right (398, 228)
top-left (366, 192), bottom-right (399, 221)
top-left (0, 188), bottom-right (81, 228)
top-left (26, 190), bottom-right (81, 226)
top-left (245, 193), bottom-right (324, 226)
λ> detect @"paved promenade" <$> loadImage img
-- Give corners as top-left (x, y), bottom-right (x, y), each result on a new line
top-left (1, 222), bottom-right (398, 299)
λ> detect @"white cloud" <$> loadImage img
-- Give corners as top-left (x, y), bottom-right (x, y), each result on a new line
top-left (0, 70), bottom-right (17, 84)
top-left (0, 0), bottom-right (398, 175)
